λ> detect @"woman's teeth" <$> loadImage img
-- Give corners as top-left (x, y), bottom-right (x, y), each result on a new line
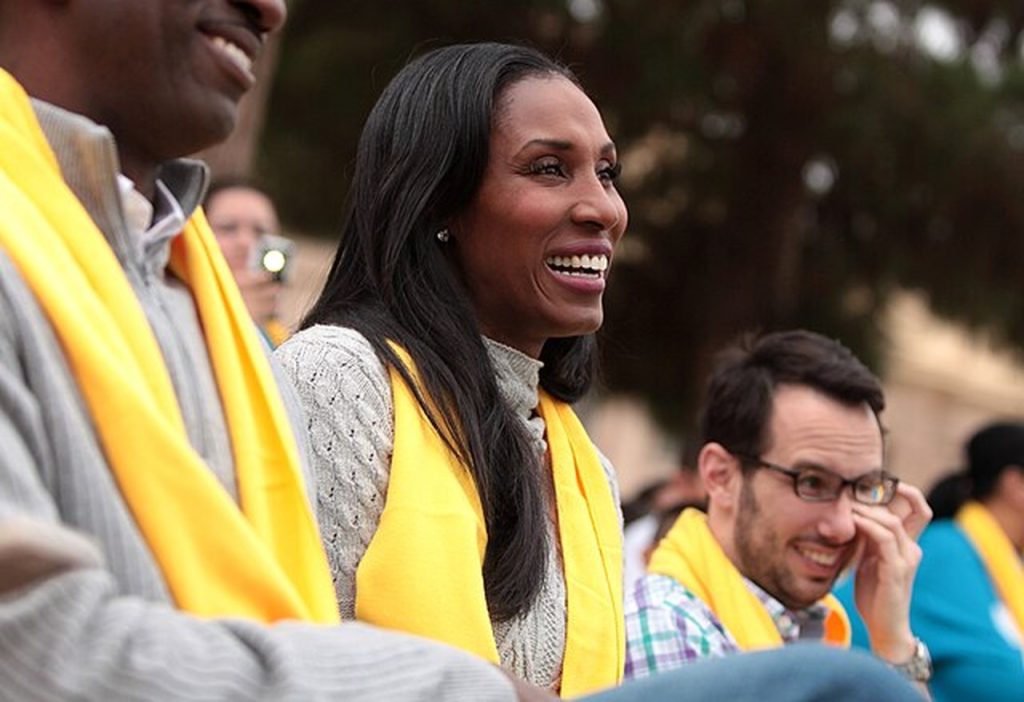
top-left (545, 254), bottom-right (609, 278)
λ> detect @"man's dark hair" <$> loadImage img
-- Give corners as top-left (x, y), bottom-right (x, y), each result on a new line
top-left (699, 330), bottom-right (885, 461)
top-left (302, 42), bottom-right (594, 622)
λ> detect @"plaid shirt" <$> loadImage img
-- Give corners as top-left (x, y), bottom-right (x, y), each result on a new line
top-left (624, 573), bottom-right (830, 679)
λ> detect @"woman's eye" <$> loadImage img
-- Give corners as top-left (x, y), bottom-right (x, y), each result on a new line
top-left (599, 162), bottom-right (622, 183)
top-left (530, 160), bottom-right (566, 177)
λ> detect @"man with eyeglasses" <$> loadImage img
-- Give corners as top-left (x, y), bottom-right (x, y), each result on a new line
top-left (624, 329), bottom-right (933, 691)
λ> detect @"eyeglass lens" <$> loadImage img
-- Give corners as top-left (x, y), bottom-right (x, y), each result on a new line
top-left (794, 469), bottom-right (896, 505)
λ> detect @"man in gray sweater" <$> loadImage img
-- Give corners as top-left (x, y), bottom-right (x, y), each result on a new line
top-left (0, 1), bottom-right (524, 699)
top-left (0, 1), bottom-right (922, 701)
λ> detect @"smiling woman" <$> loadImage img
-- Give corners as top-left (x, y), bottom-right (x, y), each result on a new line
top-left (275, 43), bottom-right (627, 696)
top-left (450, 74), bottom-right (627, 356)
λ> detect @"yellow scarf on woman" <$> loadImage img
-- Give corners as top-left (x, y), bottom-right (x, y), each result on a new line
top-left (356, 348), bottom-right (623, 697)
top-left (957, 501), bottom-right (1024, 636)
top-left (649, 508), bottom-right (850, 650)
top-left (0, 69), bottom-right (338, 624)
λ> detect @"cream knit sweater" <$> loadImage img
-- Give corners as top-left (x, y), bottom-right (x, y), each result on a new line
top-left (276, 325), bottom-right (621, 691)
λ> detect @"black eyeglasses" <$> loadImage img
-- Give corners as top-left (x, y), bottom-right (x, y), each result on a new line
top-left (733, 452), bottom-right (899, 506)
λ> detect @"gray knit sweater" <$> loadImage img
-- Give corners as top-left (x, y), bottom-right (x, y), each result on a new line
top-left (0, 100), bottom-right (512, 701)
top-left (275, 325), bottom-right (622, 691)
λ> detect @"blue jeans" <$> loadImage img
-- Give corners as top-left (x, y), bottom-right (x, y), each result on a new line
top-left (586, 644), bottom-right (920, 701)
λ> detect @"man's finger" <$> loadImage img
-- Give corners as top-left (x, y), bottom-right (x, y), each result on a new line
top-left (891, 483), bottom-right (932, 540)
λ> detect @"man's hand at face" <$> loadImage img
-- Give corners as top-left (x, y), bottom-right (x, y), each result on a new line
top-left (850, 482), bottom-right (932, 663)
top-left (886, 483), bottom-right (932, 542)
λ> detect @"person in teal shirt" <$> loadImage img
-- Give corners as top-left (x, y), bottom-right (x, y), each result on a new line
top-left (837, 423), bottom-right (1024, 702)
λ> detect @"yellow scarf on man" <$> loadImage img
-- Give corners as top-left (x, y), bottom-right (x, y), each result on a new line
top-left (957, 501), bottom-right (1024, 636)
top-left (649, 508), bottom-right (850, 650)
top-left (356, 348), bottom-right (623, 697)
top-left (0, 69), bottom-right (338, 624)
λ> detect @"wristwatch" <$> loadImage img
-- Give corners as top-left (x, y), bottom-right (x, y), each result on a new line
top-left (891, 637), bottom-right (932, 683)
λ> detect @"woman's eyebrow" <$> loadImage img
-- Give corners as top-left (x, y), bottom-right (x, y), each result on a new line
top-left (520, 137), bottom-right (573, 152)
top-left (516, 138), bottom-right (617, 154)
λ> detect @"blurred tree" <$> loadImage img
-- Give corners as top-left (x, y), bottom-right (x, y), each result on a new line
top-left (258, 0), bottom-right (1024, 437)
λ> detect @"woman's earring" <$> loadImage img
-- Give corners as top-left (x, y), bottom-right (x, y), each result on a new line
top-left (436, 228), bottom-right (450, 243)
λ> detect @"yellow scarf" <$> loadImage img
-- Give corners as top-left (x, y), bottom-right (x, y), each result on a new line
top-left (0, 69), bottom-right (338, 624)
top-left (648, 508), bottom-right (850, 650)
top-left (262, 318), bottom-right (290, 348)
top-left (957, 501), bottom-right (1024, 636)
top-left (356, 348), bottom-right (623, 697)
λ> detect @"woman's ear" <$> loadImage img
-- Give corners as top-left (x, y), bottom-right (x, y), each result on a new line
top-left (698, 442), bottom-right (742, 512)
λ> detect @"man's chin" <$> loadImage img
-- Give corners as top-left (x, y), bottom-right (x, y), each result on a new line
top-left (203, 101), bottom-right (240, 144)
top-left (780, 580), bottom-right (837, 610)
top-left (182, 111), bottom-right (239, 158)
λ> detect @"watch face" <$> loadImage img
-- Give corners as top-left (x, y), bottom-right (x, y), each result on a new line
top-left (897, 639), bottom-right (932, 683)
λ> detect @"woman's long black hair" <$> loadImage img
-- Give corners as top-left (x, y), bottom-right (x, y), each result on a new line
top-left (301, 43), bottom-right (599, 621)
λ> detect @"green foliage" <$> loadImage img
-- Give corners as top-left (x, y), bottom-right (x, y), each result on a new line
top-left (261, 0), bottom-right (1024, 437)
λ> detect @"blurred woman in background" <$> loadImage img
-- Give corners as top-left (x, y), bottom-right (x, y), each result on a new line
top-left (205, 178), bottom-right (291, 347)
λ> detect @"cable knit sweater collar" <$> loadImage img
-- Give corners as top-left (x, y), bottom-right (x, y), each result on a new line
top-left (483, 338), bottom-right (549, 456)
top-left (483, 338), bottom-right (543, 418)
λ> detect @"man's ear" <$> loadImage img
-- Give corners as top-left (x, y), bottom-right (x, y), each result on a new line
top-left (698, 442), bottom-right (742, 511)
